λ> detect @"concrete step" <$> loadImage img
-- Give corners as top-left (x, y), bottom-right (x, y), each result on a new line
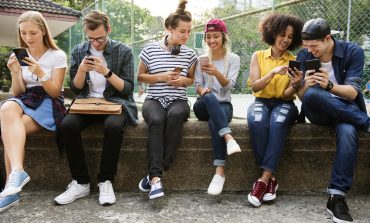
top-left (1, 120), bottom-right (370, 193)
top-left (1, 191), bottom-right (370, 223)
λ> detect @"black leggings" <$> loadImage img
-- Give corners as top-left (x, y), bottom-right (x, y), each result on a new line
top-left (142, 99), bottom-right (190, 179)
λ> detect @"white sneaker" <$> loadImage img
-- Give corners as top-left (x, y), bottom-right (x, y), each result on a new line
top-left (54, 180), bottom-right (90, 205)
top-left (98, 180), bottom-right (116, 206)
top-left (207, 174), bottom-right (225, 195)
top-left (227, 139), bottom-right (241, 155)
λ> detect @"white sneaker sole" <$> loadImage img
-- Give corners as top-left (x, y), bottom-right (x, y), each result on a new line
top-left (0, 199), bottom-right (19, 212)
top-left (263, 184), bottom-right (279, 201)
top-left (247, 193), bottom-right (262, 207)
top-left (99, 198), bottom-right (116, 206)
top-left (326, 208), bottom-right (352, 223)
top-left (149, 192), bottom-right (164, 200)
top-left (0, 176), bottom-right (30, 198)
top-left (54, 191), bottom-right (90, 205)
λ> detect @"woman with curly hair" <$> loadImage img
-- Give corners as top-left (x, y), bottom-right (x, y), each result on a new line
top-left (137, 0), bottom-right (197, 200)
top-left (246, 13), bottom-right (304, 207)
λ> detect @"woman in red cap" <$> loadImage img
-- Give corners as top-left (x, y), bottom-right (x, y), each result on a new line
top-left (247, 13), bottom-right (303, 207)
top-left (193, 18), bottom-right (241, 195)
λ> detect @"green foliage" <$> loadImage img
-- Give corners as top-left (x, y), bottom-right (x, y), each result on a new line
top-left (53, 0), bottom-right (95, 11)
top-left (0, 47), bottom-right (12, 82)
top-left (106, 0), bottom-right (163, 43)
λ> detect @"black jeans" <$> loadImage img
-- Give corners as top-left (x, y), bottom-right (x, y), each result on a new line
top-left (60, 113), bottom-right (126, 184)
top-left (142, 99), bottom-right (190, 179)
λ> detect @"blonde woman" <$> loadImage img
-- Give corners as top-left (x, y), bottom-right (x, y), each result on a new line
top-left (193, 19), bottom-right (241, 195)
top-left (0, 11), bottom-right (67, 212)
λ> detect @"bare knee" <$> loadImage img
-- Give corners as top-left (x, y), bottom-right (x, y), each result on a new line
top-left (0, 101), bottom-right (22, 121)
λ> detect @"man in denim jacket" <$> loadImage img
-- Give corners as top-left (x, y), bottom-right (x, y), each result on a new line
top-left (293, 18), bottom-right (370, 223)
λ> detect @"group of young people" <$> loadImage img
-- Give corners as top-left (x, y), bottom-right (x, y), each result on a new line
top-left (0, 0), bottom-right (369, 222)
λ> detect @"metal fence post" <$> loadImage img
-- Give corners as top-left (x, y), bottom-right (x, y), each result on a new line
top-left (346, 0), bottom-right (352, 41)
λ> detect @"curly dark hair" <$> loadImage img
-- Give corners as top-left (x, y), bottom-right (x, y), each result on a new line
top-left (165, 0), bottom-right (192, 29)
top-left (259, 13), bottom-right (304, 51)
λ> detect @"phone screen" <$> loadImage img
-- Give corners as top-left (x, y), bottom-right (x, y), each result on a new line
top-left (288, 60), bottom-right (301, 75)
top-left (13, 48), bottom-right (29, 66)
top-left (306, 59), bottom-right (321, 74)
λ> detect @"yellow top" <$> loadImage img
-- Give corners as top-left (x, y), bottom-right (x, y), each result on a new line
top-left (250, 48), bottom-right (295, 100)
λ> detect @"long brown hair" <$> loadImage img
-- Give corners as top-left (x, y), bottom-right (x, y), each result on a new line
top-left (164, 0), bottom-right (192, 29)
top-left (17, 11), bottom-right (59, 50)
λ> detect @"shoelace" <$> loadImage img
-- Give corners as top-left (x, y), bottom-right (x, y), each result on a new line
top-left (266, 180), bottom-right (276, 194)
top-left (64, 181), bottom-right (83, 195)
top-left (5, 172), bottom-right (17, 188)
top-left (252, 181), bottom-right (266, 199)
top-left (99, 182), bottom-right (112, 194)
top-left (151, 180), bottom-right (162, 190)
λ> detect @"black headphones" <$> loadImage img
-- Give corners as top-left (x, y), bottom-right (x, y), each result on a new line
top-left (164, 35), bottom-right (181, 55)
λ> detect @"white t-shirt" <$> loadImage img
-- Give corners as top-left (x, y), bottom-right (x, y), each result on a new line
top-left (88, 46), bottom-right (107, 98)
top-left (19, 49), bottom-right (67, 88)
top-left (321, 61), bottom-right (342, 98)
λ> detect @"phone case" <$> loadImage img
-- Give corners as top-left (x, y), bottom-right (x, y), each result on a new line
top-left (306, 59), bottom-right (321, 73)
top-left (13, 48), bottom-right (29, 66)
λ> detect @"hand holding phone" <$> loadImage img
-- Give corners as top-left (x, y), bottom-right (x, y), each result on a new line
top-left (85, 56), bottom-right (95, 64)
top-left (13, 48), bottom-right (30, 66)
top-left (306, 59), bottom-right (321, 74)
top-left (173, 67), bottom-right (183, 73)
top-left (199, 56), bottom-right (209, 67)
top-left (288, 60), bottom-right (301, 76)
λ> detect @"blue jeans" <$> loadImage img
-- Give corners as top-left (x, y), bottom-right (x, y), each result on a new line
top-left (302, 86), bottom-right (369, 195)
top-left (193, 94), bottom-right (233, 167)
top-left (247, 98), bottom-right (298, 173)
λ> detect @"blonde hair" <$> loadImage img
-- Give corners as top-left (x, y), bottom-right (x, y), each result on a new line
top-left (17, 11), bottom-right (59, 50)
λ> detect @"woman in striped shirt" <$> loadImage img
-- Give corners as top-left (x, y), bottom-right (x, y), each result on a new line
top-left (137, 0), bottom-right (197, 200)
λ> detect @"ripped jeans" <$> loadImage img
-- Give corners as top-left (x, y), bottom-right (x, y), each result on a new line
top-left (247, 98), bottom-right (298, 173)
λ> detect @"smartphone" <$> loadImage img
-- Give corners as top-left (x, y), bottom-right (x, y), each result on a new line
top-left (13, 48), bottom-right (29, 66)
top-left (85, 56), bottom-right (94, 63)
top-left (305, 59), bottom-right (321, 74)
top-left (173, 67), bottom-right (183, 73)
top-left (199, 56), bottom-right (209, 66)
top-left (288, 60), bottom-right (301, 75)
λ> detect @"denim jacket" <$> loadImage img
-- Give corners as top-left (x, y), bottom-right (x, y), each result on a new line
top-left (297, 37), bottom-right (366, 113)
top-left (69, 39), bottom-right (138, 125)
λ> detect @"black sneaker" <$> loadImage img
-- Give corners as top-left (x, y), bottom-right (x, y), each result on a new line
top-left (326, 195), bottom-right (353, 223)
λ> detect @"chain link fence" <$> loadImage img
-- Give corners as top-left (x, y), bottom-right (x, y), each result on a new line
top-left (62, 0), bottom-right (370, 104)
top-left (130, 0), bottom-right (370, 99)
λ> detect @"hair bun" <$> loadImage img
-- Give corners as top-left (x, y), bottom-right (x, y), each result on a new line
top-left (176, 0), bottom-right (188, 14)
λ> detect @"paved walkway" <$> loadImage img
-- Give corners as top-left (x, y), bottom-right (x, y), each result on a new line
top-left (2, 191), bottom-right (370, 223)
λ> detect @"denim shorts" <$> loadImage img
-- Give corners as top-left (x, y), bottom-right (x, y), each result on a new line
top-left (5, 98), bottom-right (56, 131)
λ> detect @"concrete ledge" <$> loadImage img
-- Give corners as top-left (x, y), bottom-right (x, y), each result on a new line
top-left (1, 120), bottom-right (370, 193)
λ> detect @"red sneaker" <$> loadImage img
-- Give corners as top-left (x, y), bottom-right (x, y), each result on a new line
top-left (263, 178), bottom-right (278, 201)
top-left (247, 180), bottom-right (267, 207)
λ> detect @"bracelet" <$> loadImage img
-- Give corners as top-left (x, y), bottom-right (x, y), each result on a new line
top-left (104, 70), bottom-right (113, 78)
top-left (292, 83), bottom-right (302, 90)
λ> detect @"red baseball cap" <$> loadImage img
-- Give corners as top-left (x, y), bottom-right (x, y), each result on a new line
top-left (205, 18), bottom-right (228, 33)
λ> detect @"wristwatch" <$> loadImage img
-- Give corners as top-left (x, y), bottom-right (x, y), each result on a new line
top-left (39, 75), bottom-right (49, 82)
top-left (325, 80), bottom-right (334, 91)
top-left (104, 70), bottom-right (113, 78)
